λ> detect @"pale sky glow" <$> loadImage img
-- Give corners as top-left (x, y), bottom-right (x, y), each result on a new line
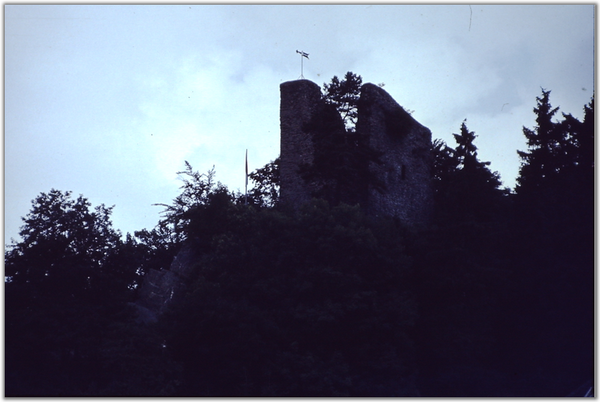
top-left (4, 4), bottom-right (595, 243)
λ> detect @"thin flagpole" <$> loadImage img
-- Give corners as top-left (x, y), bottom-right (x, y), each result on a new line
top-left (296, 50), bottom-right (308, 79)
top-left (245, 149), bottom-right (248, 205)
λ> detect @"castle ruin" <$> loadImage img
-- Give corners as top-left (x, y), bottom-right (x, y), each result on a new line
top-left (279, 79), bottom-right (434, 227)
top-left (135, 78), bottom-right (435, 320)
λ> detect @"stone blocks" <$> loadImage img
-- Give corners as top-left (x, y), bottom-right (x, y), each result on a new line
top-left (280, 79), bottom-right (434, 227)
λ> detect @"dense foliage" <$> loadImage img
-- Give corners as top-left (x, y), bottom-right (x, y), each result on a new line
top-left (246, 157), bottom-right (280, 208)
top-left (322, 71), bottom-right (362, 131)
top-left (160, 200), bottom-right (418, 396)
top-left (508, 90), bottom-right (594, 396)
top-left (300, 72), bottom-right (383, 207)
top-left (5, 81), bottom-right (593, 396)
top-left (5, 190), bottom-right (181, 395)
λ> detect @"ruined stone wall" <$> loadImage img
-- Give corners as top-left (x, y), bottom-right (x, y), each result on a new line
top-left (357, 83), bottom-right (434, 226)
top-left (279, 79), bottom-right (324, 208)
top-left (279, 79), bottom-right (433, 227)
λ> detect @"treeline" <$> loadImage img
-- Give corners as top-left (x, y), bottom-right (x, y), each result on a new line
top-left (4, 80), bottom-right (594, 396)
top-left (415, 89), bottom-right (594, 395)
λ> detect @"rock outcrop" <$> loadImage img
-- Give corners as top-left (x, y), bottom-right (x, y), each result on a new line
top-left (132, 243), bottom-right (198, 323)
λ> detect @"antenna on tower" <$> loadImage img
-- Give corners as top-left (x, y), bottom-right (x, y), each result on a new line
top-left (296, 50), bottom-right (309, 79)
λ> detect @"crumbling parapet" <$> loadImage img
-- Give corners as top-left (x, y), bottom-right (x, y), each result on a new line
top-left (358, 83), bottom-right (434, 226)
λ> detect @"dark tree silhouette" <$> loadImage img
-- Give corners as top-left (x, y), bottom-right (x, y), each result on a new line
top-left (508, 90), bottom-right (595, 396)
top-left (432, 120), bottom-right (507, 224)
top-left (300, 72), bottom-right (382, 207)
top-left (4, 190), bottom-right (143, 396)
top-left (412, 121), bottom-right (511, 396)
top-left (246, 157), bottom-right (280, 208)
top-left (5, 189), bottom-right (123, 296)
top-left (322, 71), bottom-right (362, 131)
top-left (159, 199), bottom-right (418, 396)
top-left (516, 88), bottom-right (566, 196)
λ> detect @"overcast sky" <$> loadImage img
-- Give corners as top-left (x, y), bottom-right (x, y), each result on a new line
top-left (5, 4), bottom-right (595, 243)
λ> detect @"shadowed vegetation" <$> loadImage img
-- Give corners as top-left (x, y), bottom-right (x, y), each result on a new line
top-left (5, 79), bottom-right (593, 396)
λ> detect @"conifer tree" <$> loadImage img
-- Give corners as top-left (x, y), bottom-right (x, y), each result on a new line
top-left (515, 88), bottom-right (565, 196)
top-left (508, 90), bottom-right (594, 396)
top-left (433, 120), bottom-right (506, 224)
top-left (322, 71), bottom-right (362, 131)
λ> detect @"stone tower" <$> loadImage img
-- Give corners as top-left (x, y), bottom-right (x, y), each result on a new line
top-left (279, 79), bottom-right (433, 227)
top-left (279, 79), bottom-right (324, 208)
top-left (357, 83), bottom-right (434, 226)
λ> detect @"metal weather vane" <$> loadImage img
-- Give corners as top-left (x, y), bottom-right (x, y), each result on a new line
top-left (296, 50), bottom-right (309, 79)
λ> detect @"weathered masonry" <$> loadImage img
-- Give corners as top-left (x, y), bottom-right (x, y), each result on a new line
top-left (279, 79), bottom-right (434, 227)
top-left (279, 79), bottom-right (324, 208)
